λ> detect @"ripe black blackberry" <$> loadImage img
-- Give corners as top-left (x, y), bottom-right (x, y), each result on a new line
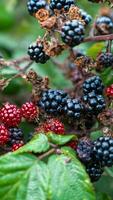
top-left (27, 0), bottom-right (47, 15)
top-left (83, 76), bottom-right (104, 95)
top-left (77, 137), bottom-right (93, 163)
top-left (79, 9), bottom-right (92, 25)
top-left (50, 0), bottom-right (74, 11)
top-left (95, 16), bottom-right (113, 35)
top-left (97, 52), bottom-right (113, 68)
top-left (28, 41), bottom-right (49, 64)
top-left (93, 136), bottom-right (113, 167)
top-left (64, 98), bottom-right (84, 119)
top-left (38, 89), bottom-right (69, 115)
top-left (8, 127), bottom-right (23, 145)
top-left (61, 20), bottom-right (85, 47)
top-left (86, 162), bottom-right (103, 182)
top-left (83, 91), bottom-right (106, 115)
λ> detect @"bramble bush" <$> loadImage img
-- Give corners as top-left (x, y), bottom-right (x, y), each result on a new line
top-left (0, 0), bottom-right (113, 199)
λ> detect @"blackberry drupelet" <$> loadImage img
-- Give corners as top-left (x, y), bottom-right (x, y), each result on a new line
top-left (50, 0), bottom-right (74, 11)
top-left (64, 98), bottom-right (84, 119)
top-left (27, 0), bottom-right (47, 15)
top-left (83, 91), bottom-right (106, 115)
top-left (93, 136), bottom-right (113, 167)
top-left (83, 76), bottom-right (104, 95)
top-left (61, 20), bottom-right (85, 47)
top-left (86, 162), bottom-right (103, 182)
top-left (28, 41), bottom-right (49, 64)
top-left (77, 137), bottom-right (93, 163)
top-left (97, 52), bottom-right (113, 68)
top-left (95, 16), bottom-right (113, 35)
top-left (8, 127), bottom-right (23, 145)
top-left (79, 9), bottom-right (92, 25)
top-left (38, 89), bottom-right (69, 115)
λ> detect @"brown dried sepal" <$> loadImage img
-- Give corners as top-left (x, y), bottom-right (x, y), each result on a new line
top-left (98, 109), bottom-right (113, 126)
top-left (40, 16), bottom-right (57, 29)
top-left (26, 69), bottom-right (49, 102)
top-left (102, 127), bottom-right (113, 138)
top-left (44, 40), bottom-right (67, 57)
top-left (74, 56), bottom-right (96, 73)
top-left (68, 6), bottom-right (85, 25)
top-left (35, 9), bottom-right (50, 22)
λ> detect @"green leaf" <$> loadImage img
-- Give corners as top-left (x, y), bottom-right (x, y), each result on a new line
top-left (90, 131), bottom-right (103, 141)
top-left (87, 43), bottom-right (104, 59)
top-left (15, 133), bottom-right (50, 154)
top-left (105, 167), bottom-right (113, 178)
top-left (96, 192), bottom-right (112, 200)
top-left (48, 154), bottom-right (95, 200)
top-left (0, 153), bottom-right (49, 200)
top-left (47, 132), bottom-right (76, 145)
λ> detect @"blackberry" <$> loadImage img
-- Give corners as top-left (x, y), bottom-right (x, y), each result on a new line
top-left (27, 0), bottom-right (47, 15)
top-left (93, 136), bottom-right (113, 167)
top-left (86, 162), bottom-right (103, 182)
top-left (83, 76), bottom-right (104, 95)
top-left (50, 0), bottom-right (74, 11)
top-left (38, 89), bottom-right (68, 115)
top-left (28, 41), bottom-right (49, 64)
top-left (97, 52), bottom-right (113, 68)
top-left (95, 16), bottom-right (113, 35)
top-left (83, 91), bottom-right (106, 115)
top-left (8, 127), bottom-right (23, 145)
top-left (64, 98), bottom-right (84, 119)
top-left (79, 9), bottom-right (92, 25)
top-left (61, 20), bottom-right (85, 47)
top-left (77, 137), bottom-right (93, 163)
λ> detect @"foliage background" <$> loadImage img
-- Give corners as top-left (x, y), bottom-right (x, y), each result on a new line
top-left (0, 0), bottom-right (113, 199)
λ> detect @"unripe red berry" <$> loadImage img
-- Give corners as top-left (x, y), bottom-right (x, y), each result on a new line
top-left (21, 102), bottom-right (38, 121)
top-left (43, 118), bottom-right (65, 135)
top-left (12, 141), bottom-right (24, 151)
top-left (67, 140), bottom-right (78, 150)
top-left (0, 125), bottom-right (9, 145)
top-left (0, 103), bottom-right (22, 127)
top-left (106, 85), bottom-right (113, 97)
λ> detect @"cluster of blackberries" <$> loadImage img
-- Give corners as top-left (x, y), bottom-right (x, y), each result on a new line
top-left (96, 52), bottom-right (113, 69)
top-left (27, 0), bottom-right (75, 15)
top-left (95, 16), bottom-right (113, 35)
top-left (50, 0), bottom-right (74, 11)
top-left (39, 76), bottom-right (105, 119)
top-left (0, 102), bottom-right (38, 151)
top-left (27, 0), bottom-right (92, 63)
top-left (28, 42), bottom-right (50, 64)
top-left (82, 76), bottom-right (105, 115)
top-left (77, 136), bottom-right (113, 182)
top-left (27, 0), bottom-right (47, 15)
top-left (61, 20), bottom-right (85, 47)
top-left (38, 89), bottom-right (84, 119)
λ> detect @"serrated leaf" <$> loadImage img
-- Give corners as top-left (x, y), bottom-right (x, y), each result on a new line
top-left (15, 133), bottom-right (50, 154)
top-left (48, 154), bottom-right (95, 200)
top-left (0, 153), bottom-right (49, 200)
top-left (47, 132), bottom-right (76, 145)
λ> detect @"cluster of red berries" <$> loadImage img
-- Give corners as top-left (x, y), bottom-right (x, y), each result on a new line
top-left (0, 102), bottom-right (38, 151)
